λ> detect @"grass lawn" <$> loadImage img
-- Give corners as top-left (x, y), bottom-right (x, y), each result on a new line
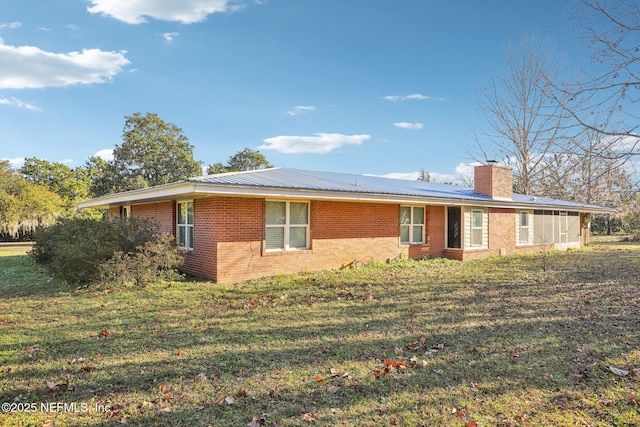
top-left (1, 244), bottom-right (639, 426)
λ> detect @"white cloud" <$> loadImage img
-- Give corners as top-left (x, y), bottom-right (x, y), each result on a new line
top-left (383, 93), bottom-right (445, 102)
top-left (87, 0), bottom-right (238, 24)
top-left (287, 105), bottom-right (316, 116)
top-left (393, 122), bottom-right (423, 130)
top-left (0, 22), bottom-right (22, 30)
top-left (0, 39), bottom-right (130, 89)
top-left (94, 149), bottom-right (114, 161)
top-left (1, 157), bottom-right (25, 168)
top-left (259, 133), bottom-right (370, 154)
top-left (163, 32), bottom-right (179, 42)
top-left (0, 96), bottom-right (41, 111)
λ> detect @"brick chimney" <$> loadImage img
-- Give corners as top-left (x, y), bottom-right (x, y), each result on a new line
top-left (474, 163), bottom-right (513, 200)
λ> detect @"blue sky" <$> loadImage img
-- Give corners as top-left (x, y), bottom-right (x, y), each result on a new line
top-left (1, 0), bottom-right (590, 182)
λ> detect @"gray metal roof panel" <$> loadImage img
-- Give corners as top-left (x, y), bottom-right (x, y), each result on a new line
top-left (188, 167), bottom-right (610, 211)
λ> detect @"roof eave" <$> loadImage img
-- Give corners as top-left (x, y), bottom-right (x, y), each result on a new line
top-left (77, 182), bottom-right (615, 213)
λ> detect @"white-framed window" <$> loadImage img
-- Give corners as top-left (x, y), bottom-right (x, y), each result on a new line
top-left (518, 210), bottom-right (533, 244)
top-left (265, 200), bottom-right (309, 251)
top-left (470, 209), bottom-right (484, 247)
top-left (177, 201), bottom-right (194, 250)
top-left (400, 206), bottom-right (425, 244)
top-left (120, 205), bottom-right (131, 219)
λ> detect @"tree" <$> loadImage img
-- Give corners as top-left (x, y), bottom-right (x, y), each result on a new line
top-left (555, 0), bottom-right (640, 143)
top-left (112, 112), bottom-right (202, 190)
top-left (21, 157), bottom-right (90, 213)
top-left (206, 148), bottom-right (272, 175)
top-left (473, 36), bottom-right (570, 195)
top-left (0, 160), bottom-right (63, 239)
top-left (416, 169), bottom-right (431, 182)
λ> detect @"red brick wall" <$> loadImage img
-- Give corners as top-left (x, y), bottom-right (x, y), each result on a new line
top-left (474, 165), bottom-right (513, 199)
top-left (131, 202), bottom-right (175, 233)
top-left (427, 206), bottom-right (445, 257)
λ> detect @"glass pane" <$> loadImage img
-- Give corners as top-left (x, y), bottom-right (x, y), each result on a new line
top-left (413, 207), bottom-right (424, 225)
top-left (472, 228), bottom-right (483, 246)
top-left (412, 226), bottom-right (423, 243)
top-left (265, 227), bottom-right (284, 250)
top-left (178, 226), bottom-right (186, 247)
top-left (400, 207), bottom-right (411, 225)
top-left (290, 202), bottom-right (309, 225)
top-left (187, 202), bottom-right (194, 224)
top-left (472, 211), bottom-right (483, 228)
top-left (178, 203), bottom-right (186, 224)
top-left (188, 226), bottom-right (194, 249)
top-left (400, 225), bottom-right (410, 243)
top-left (521, 211), bottom-right (528, 227)
top-left (520, 226), bottom-right (529, 243)
top-left (289, 226), bottom-right (307, 249)
top-left (266, 202), bottom-right (286, 225)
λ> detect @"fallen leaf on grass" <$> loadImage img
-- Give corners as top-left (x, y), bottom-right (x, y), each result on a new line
top-left (100, 329), bottom-right (110, 337)
top-left (225, 395), bottom-right (235, 405)
top-left (235, 387), bottom-right (248, 398)
top-left (80, 365), bottom-right (94, 372)
top-left (466, 420), bottom-right (477, 427)
top-left (456, 408), bottom-right (466, 420)
top-left (315, 375), bottom-right (325, 382)
top-left (328, 385), bottom-right (339, 394)
top-left (25, 344), bottom-right (40, 354)
top-left (247, 414), bottom-right (262, 427)
top-left (610, 366), bottom-right (629, 376)
top-left (158, 407), bottom-right (171, 413)
top-left (162, 395), bottom-right (172, 402)
top-left (600, 399), bottom-right (614, 406)
top-left (627, 392), bottom-right (638, 404)
top-left (177, 349), bottom-right (185, 357)
top-left (407, 342), bottom-right (419, 350)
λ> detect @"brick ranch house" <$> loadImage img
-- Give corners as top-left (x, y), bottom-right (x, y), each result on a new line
top-left (78, 163), bottom-right (612, 283)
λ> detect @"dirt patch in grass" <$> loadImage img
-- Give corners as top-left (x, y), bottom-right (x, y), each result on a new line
top-left (1, 245), bottom-right (639, 426)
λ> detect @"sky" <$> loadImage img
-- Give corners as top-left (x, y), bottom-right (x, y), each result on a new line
top-left (0, 0), bottom-right (594, 183)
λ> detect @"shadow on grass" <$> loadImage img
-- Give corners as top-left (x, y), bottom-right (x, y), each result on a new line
top-left (1, 245), bottom-right (640, 426)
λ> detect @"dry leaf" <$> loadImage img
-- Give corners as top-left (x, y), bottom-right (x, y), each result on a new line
top-left (215, 394), bottom-right (225, 405)
top-left (158, 384), bottom-right (169, 393)
top-left (600, 399), bottom-right (613, 406)
top-left (394, 347), bottom-right (403, 355)
top-left (609, 366), bottom-right (629, 376)
top-left (396, 361), bottom-right (408, 369)
top-left (177, 349), bottom-right (185, 357)
top-left (158, 407), bottom-right (171, 413)
top-left (225, 395), bottom-right (235, 405)
top-left (407, 342), bottom-right (419, 350)
top-left (456, 408), bottom-right (466, 420)
top-left (247, 414), bottom-right (261, 427)
top-left (467, 420), bottom-right (478, 427)
top-left (626, 392), bottom-right (638, 404)
top-left (162, 395), bottom-right (171, 402)
top-left (80, 365), bottom-right (94, 372)
top-left (100, 329), bottom-right (110, 337)
top-left (235, 387), bottom-right (248, 398)
top-left (328, 385), bottom-right (339, 394)
top-left (383, 360), bottom-right (397, 367)
top-left (315, 375), bottom-right (325, 382)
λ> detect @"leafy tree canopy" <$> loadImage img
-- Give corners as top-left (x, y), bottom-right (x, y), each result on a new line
top-left (21, 157), bottom-right (90, 212)
top-left (207, 148), bottom-right (272, 175)
top-left (0, 160), bottom-right (63, 238)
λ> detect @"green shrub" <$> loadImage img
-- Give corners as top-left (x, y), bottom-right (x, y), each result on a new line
top-left (99, 232), bottom-right (185, 286)
top-left (31, 217), bottom-right (170, 284)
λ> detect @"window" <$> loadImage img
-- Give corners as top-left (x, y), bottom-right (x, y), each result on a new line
top-left (470, 209), bottom-right (484, 247)
top-left (177, 201), bottom-right (194, 250)
top-left (519, 211), bottom-right (531, 244)
top-left (400, 206), bottom-right (425, 244)
top-left (120, 205), bottom-right (131, 219)
top-left (265, 201), bottom-right (309, 251)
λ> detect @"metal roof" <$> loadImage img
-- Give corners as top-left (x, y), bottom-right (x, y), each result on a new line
top-left (78, 167), bottom-right (614, 213)
top-left (187, 167), bottom-right (612, 213)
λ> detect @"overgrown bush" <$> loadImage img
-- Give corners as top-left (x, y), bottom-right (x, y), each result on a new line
top-left (99, 232), bottom-right (185, 286)
top-left (31, 217), bottom-right (183, 285)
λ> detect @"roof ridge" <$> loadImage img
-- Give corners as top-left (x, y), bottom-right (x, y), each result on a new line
top-left (191, 167), bottom-right (282, 180)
